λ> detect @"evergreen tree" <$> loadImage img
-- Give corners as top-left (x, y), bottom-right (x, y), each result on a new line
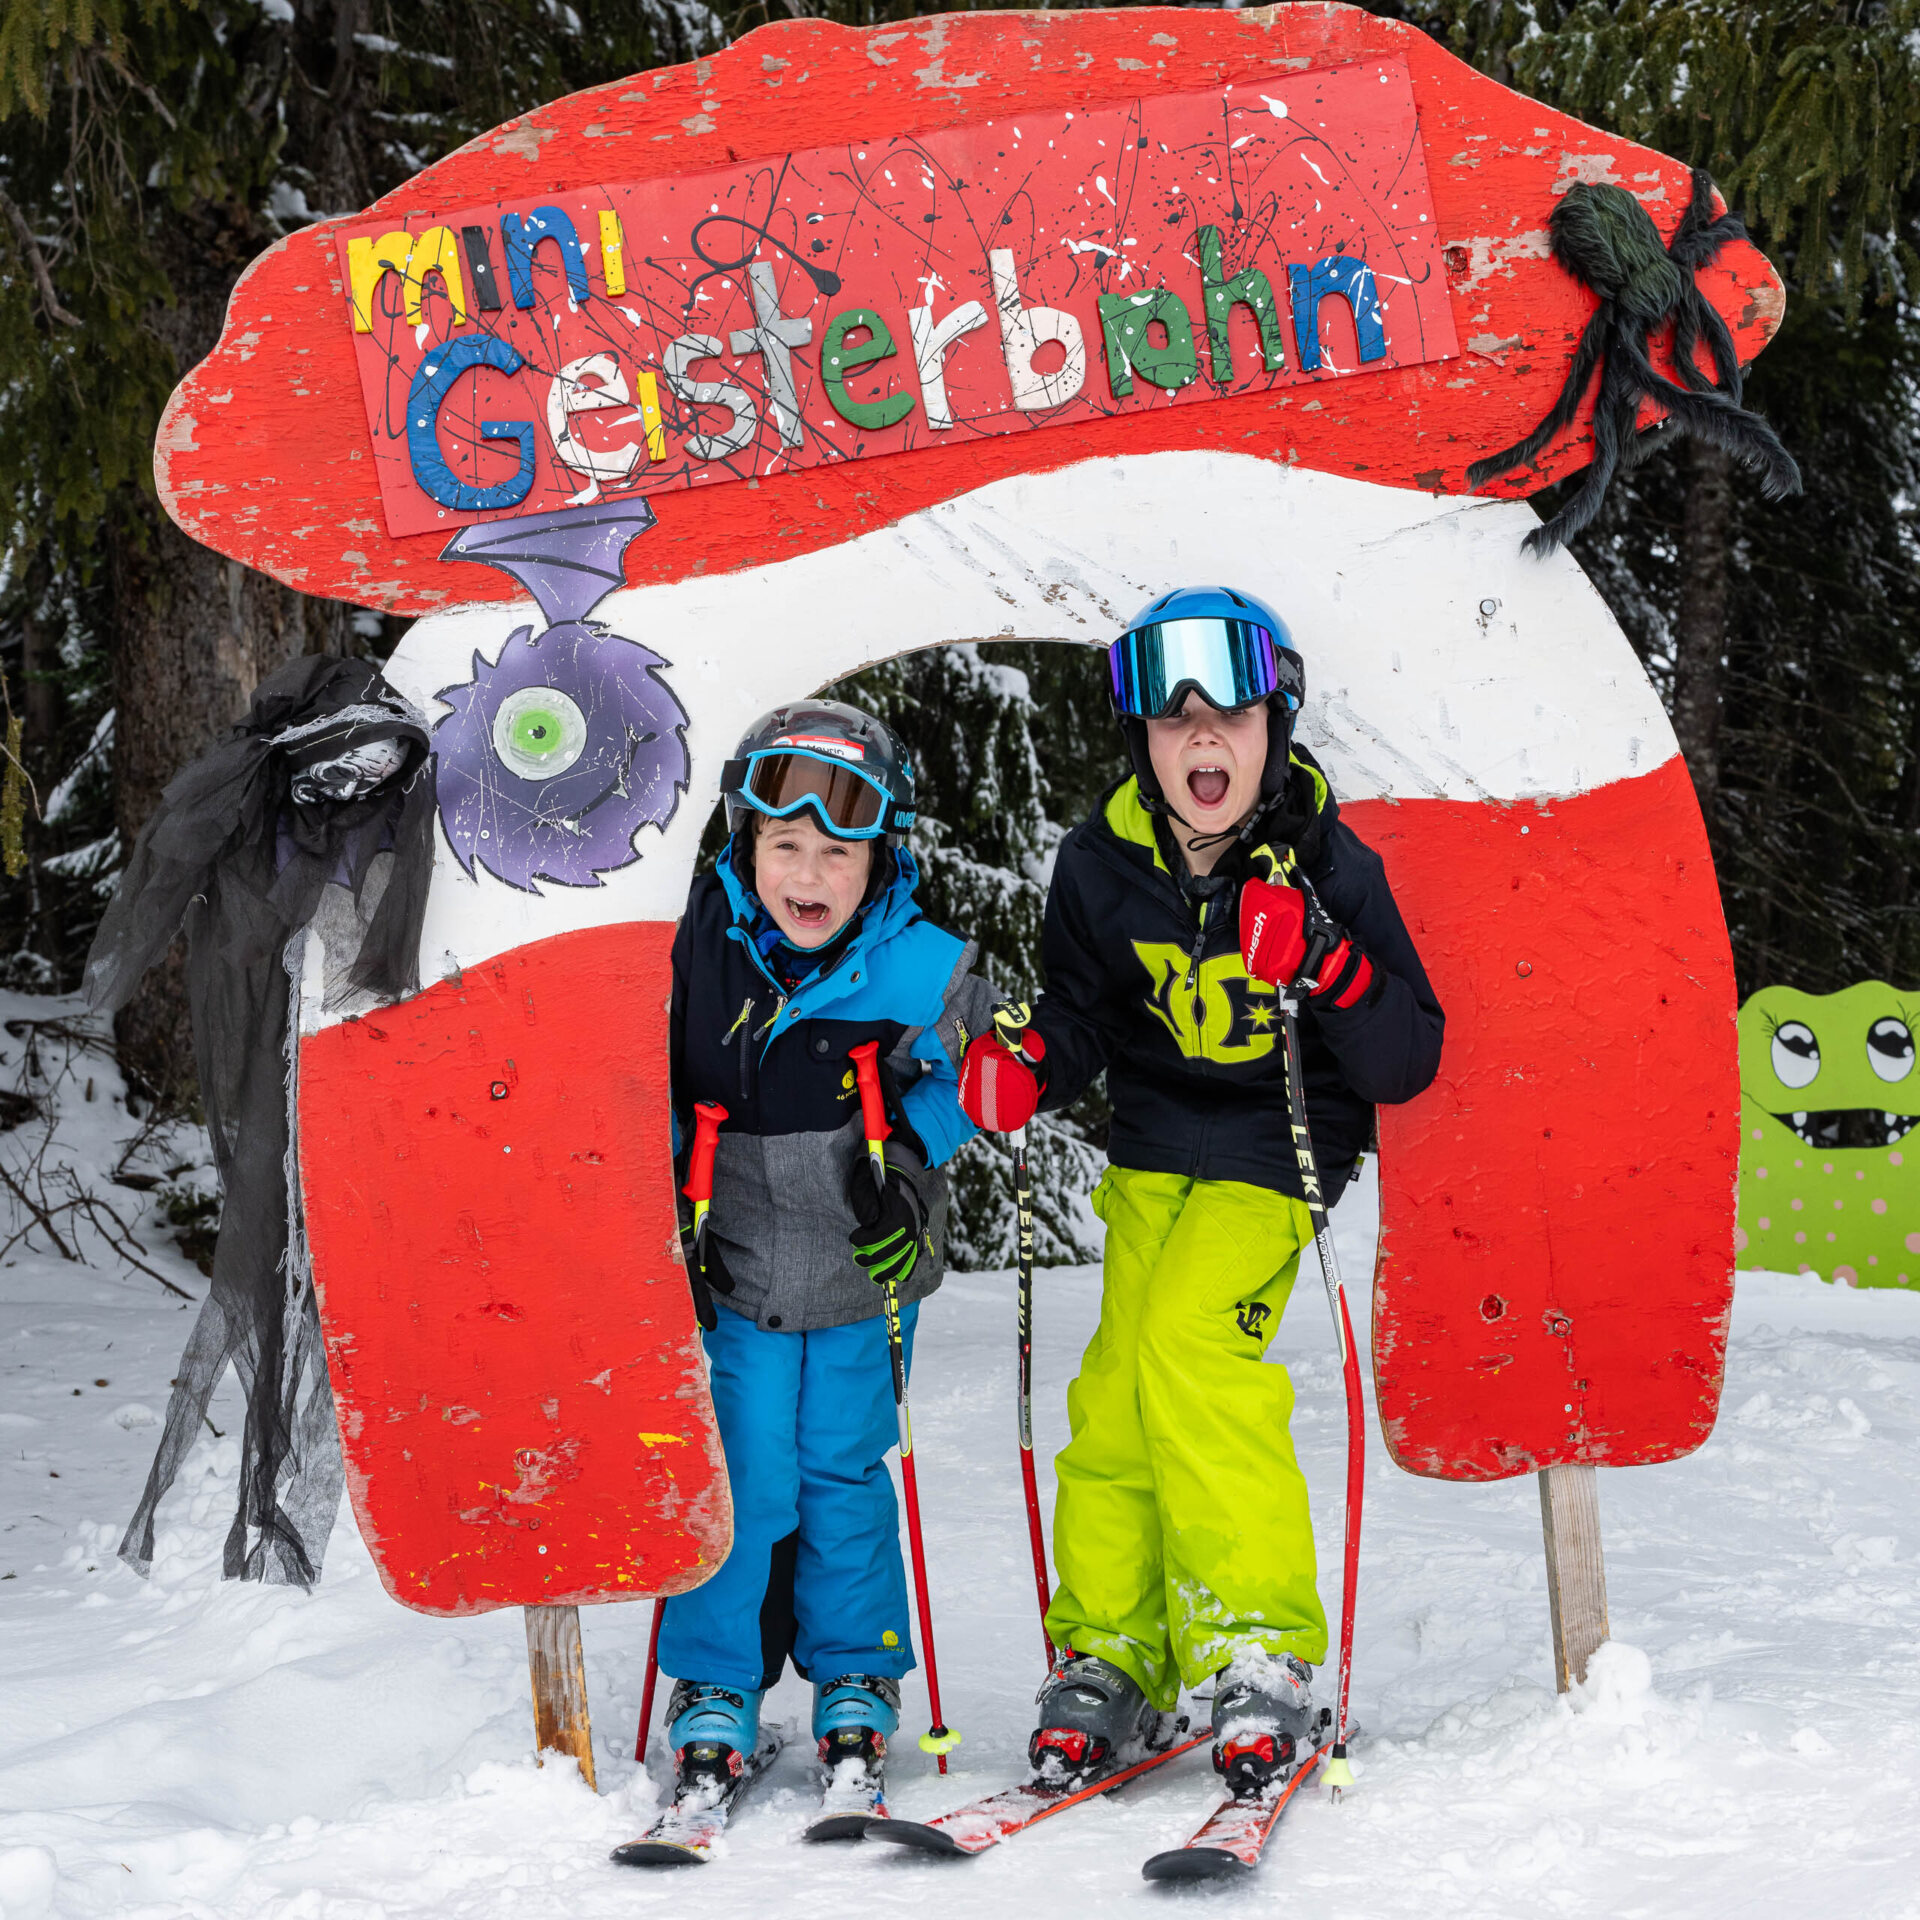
top-left (0, 0), bottom-right (720, 1072)
top-left (824, 642), bottom-right (1108, 1266)
top-left (1381, 0), bottom-right (1920, 995)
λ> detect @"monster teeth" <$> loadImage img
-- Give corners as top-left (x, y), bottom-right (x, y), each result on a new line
top-left (1793, 1112), bottom-right (1808, 1128)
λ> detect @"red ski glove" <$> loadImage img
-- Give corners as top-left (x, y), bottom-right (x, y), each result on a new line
top-left (1240, 875), bottom-right (1375, 1008)
top-left (959, 1002), bottom-right (1048, 1133)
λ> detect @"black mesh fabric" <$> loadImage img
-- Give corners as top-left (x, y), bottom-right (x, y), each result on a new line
top-left (85, 656), bottom-right (436, 1587)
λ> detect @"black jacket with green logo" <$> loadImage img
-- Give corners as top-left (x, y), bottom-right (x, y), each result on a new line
top-left (1030, 754), bottom-right (1444, 1201)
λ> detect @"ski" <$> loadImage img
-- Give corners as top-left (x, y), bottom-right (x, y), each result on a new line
top-left (609, 1733), bottom-right (785, 1867)
top-left (863, 1733), bottom-right (1207, 1857)
top-left (1140, 1744), bottom-right (1326, 1880)
top-left (804, 1752), bottom-right (888, 1842)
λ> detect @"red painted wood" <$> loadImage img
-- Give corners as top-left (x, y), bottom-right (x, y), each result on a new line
top-left (1356, 757), bottom-right (1738, 1481)
top-left (155, 3), bottom-right (1784, 615)
top-left (297, 922), bottom-right (730, 1614)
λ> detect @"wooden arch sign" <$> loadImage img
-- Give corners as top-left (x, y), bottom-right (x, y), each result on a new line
top-left (156, 6), bottom-right (1774, 1637)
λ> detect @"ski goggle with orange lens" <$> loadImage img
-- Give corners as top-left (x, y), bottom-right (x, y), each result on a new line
top-left (723, 747), bottom-right (907, 839)
top-left (1108, 617), bottom-right (1304, 719)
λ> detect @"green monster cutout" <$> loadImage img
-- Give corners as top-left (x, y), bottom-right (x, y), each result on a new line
top-left (1737, 981), bottom-right (1920, 1287)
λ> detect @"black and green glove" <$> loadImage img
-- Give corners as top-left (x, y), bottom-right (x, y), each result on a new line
top-left (845, 1157), bottom-right (927, 1289)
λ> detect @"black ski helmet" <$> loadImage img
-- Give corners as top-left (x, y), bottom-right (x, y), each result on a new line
top-left (720, 698), bottom-right (917, 845)
top-left (1107, 585), bottom-right (1306, 809)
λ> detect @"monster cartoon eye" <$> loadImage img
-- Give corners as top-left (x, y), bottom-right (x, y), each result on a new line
top-left (1770, 1020), bottom-right (1820, 1090)
top-left (492, 686), bottom-right (588, 778)
top-left (431, 501), bottom-right (689, 893)
top-left (1867, 1016), bottom-right (1915, 1084)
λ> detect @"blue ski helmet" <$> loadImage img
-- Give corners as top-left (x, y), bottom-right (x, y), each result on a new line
top-left (1108, 585), bottom-right (1306, 805)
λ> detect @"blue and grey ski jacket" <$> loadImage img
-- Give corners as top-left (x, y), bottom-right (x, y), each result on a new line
top-left (669, 842), bottom-right (997, 1331)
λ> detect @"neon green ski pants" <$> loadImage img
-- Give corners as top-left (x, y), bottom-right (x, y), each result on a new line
top-left (1044, 1167), bottom-right (1327, 1708)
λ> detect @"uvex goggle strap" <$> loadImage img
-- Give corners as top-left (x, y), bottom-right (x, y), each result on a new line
top-left (723, 747), bottom-right (902, 839)
top-left (1108, 617), bottom-right (1304, 719)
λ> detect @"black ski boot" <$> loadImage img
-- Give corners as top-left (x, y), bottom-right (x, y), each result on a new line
top-left (1028, 1652), bottom-right (1159, 1788)
top-left (1211, 1651), bottom-right (1328, 1798)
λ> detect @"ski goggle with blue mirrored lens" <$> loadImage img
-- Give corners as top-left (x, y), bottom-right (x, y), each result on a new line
top-left (723, 747), bottom-right (899, 839)
top-left (1108, 618), bottom-right (1304, 719)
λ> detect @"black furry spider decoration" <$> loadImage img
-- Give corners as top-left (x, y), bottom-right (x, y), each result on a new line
top-left (1468, 168), bottom-right (1802, 556)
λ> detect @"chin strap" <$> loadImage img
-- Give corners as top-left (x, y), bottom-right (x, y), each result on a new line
top-left (1165, 794), bottom-right (1288, 868)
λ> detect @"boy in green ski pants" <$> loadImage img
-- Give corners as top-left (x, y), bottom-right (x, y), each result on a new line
top-left (959, 586), bottom-right (1443, 1797)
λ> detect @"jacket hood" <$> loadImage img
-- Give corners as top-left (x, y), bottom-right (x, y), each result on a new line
top-left (716, 839), bottom-right (924, 954)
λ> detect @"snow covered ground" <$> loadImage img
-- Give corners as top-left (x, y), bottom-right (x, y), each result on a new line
top-left (4, 992), bottom-right (1920, 1918)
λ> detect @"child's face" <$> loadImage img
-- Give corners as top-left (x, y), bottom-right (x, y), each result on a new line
top-left (753, 811), bottom-right (873, 947)
top-left (1145, 695), bottom-right (1269, 832)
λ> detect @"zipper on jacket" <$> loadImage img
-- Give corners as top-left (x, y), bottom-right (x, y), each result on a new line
top-left (1183, 900), bottom-right (1210, 990)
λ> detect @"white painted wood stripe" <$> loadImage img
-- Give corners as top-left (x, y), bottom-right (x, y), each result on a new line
top-left (363, 452), bottom-right (1678, 1003)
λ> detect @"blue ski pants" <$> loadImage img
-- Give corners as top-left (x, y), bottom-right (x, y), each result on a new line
top-left (657, 1301), bottom-right (920, 1693)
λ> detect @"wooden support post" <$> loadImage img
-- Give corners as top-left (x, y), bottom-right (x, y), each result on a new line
top-left (524, 1603), bottom-right (598, 1790)
top-left (1538, 1464), bottom-right (1609, 1692)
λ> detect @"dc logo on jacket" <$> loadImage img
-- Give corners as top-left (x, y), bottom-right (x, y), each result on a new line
top-left (1134, 942), bottom-right (1281, 1064)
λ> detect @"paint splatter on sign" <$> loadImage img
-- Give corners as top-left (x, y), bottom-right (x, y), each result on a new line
top-left (342, 59), bottom-right (1455, 537)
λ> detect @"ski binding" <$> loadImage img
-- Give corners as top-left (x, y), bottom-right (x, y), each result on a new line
top-left (610, 1731), bottom-right (784, 1867)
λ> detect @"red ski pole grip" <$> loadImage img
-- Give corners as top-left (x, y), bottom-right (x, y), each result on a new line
top-left (682, 1100), bottom-right (728, 1205)
top-left (848, 1041), bottom-right (892, 1147)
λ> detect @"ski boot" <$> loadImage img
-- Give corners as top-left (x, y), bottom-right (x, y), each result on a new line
top-left (1028, 1651), bottom-right (1159, 1789)
top-left (665, 1678), bottom-right (764, 1804)
top-left (809, 1675), bottom-right (900, 1836)
top-left (1210, 1651), bottom-right (1327, 1798)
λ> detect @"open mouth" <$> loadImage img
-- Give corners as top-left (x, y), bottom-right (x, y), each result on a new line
top-left (1187, 764), bottom-right (1231, 810)
top-left (785, 897), bottom-right (833, 931)
top-left (1771, 1108), bottom-right (1919, 1149)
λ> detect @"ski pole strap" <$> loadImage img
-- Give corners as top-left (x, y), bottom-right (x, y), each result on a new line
top-left (992, 1000), bottom-right (1035, 1054)
top-left (1247, 842), bottom-right (1299, 888)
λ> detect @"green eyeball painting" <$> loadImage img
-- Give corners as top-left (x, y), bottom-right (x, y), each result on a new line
top-left (1737, 982), bottom-right (1920, 1287)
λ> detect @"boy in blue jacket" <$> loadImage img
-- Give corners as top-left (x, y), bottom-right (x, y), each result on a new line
top-left (653, 699), bottom-right (993, 1825)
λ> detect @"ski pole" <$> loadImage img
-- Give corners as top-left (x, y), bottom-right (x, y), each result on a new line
top-left (1012, 1126), bottom-right (1056, 1671)
top-left (682, 1100), bottom-right (729, 1328)
top-left (635, 1100), bottom-right (729, 1764)
top-left (848, 1039), bottom-right (960, 1773)
top-left (991, 1009), bottom-right (1056, 1672)
top-left (633, 1597), bottom-right (664, 1766)
top-left (1276, 992), bottom-right (1364, 1803)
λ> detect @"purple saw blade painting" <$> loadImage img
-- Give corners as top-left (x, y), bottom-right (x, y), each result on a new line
top-left (432, 502), bottom-right (689, 891)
